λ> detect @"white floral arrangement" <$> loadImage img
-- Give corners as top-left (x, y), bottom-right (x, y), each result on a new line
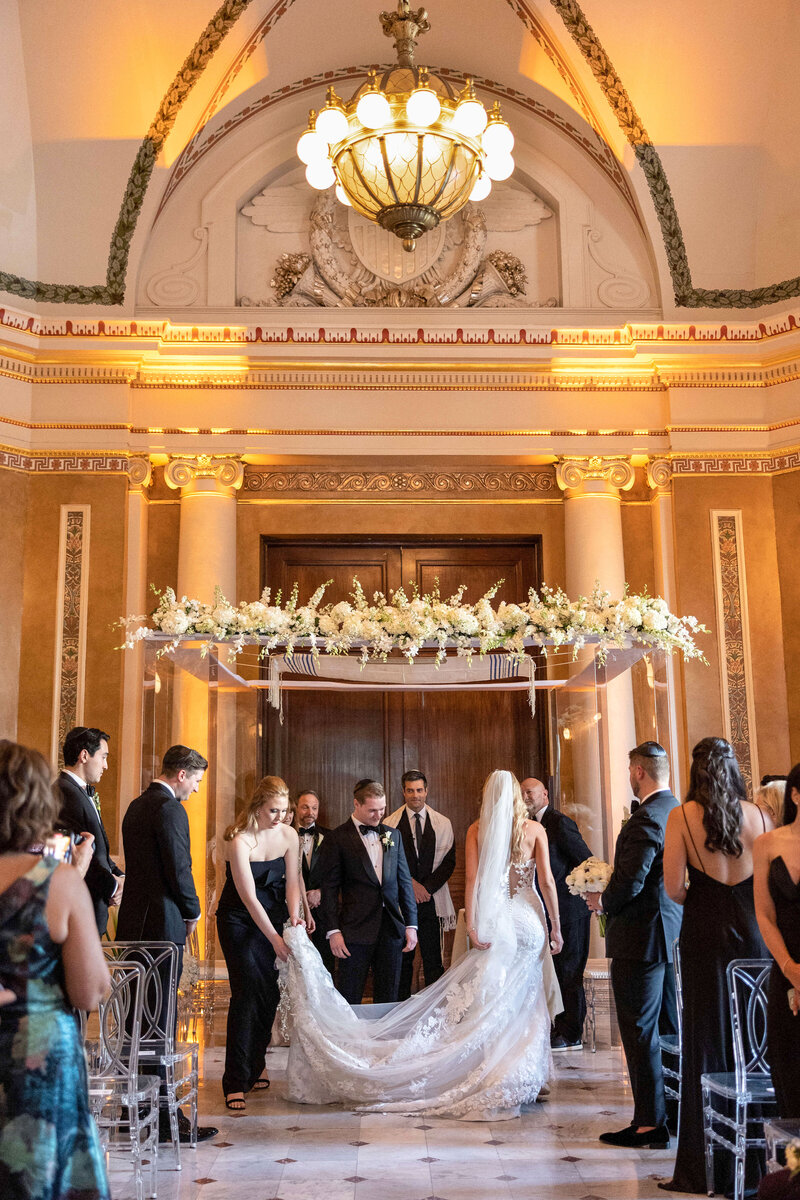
top-left (121, 578), bottom-right (706, 667)
top-left (566, 856), bottom-right (614, 936)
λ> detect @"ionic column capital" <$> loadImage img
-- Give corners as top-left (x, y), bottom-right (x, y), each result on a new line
top-left (127, 456), bottom-right (153, 491)
top-left (164, 455), bottom-right (244, 494)
top-left (646, 458), bottom-right (672, 493)
top-left (555, 455), bottom-right (635, 494)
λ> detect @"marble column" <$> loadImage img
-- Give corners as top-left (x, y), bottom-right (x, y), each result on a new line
top-left (555, 456), bottom-right (637, 885)
top-left (647, 458), bottom-right (687, 798)
top-left (118, 457), bottom-right (152, 840)
top-left (164, 455), bottom-right (244, 958)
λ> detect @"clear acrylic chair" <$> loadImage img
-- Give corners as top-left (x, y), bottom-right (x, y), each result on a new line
top-left (177, 928), bottom-right (216, 1041)
top-left (85, 960), bottom-right (159, 1200)
top-left (701, 958), bottom-right (777, 1200)
top-left (104, 941), bottom-right (199, 1167)
top-left (659, 937), bottom-right (683, 1135)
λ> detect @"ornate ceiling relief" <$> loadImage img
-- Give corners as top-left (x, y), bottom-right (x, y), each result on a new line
top-left (238, 184), bottom-right (557, 310)
top-left (241, 465), bottom-right (557, 498)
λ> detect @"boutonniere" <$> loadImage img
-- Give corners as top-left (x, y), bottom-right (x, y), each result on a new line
top-left (315, 832), bottom-right (324, 848)
top-left (380, 829), bottom-right (393, 853)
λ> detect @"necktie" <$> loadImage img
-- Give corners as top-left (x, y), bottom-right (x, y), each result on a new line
top-left (413, 811), bottom-right (422, 855)
top-left (359, 825), bottom-right (378, 837)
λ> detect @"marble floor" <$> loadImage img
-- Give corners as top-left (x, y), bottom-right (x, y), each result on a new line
top-left (106, 1035), bottom-right (689, 1200)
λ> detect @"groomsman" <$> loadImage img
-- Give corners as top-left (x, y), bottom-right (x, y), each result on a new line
top-left (55, 726), bottom-right (124, 936)
top-left (319, 779), bottom-right (417, 1004)
top-left (385, 770), bottom-right (456, 999)
top-left (522, 776), bottom-right (592, 1050)
top-left (584, 741), bottom-right (682, 1149)
top-left (293, 788), bottom-right (334, 974)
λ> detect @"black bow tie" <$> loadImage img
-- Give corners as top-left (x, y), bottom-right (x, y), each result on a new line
top-left (300, 825), bottom-right (317, 836)
top-left (359, 825), bottom-right (379, 837)
top-left (86, 785), bottom-right (96, 799)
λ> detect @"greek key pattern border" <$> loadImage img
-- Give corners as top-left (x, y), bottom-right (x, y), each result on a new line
top-left (51, 507), bottom-right (90, 767)
top-left (711, 512), bottom-right (757, 791)
top-left (1, 0), bottom-right (797, 308)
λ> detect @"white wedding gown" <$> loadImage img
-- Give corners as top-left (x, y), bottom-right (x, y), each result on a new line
top-left (278, 772), bottom-right (561, 1121)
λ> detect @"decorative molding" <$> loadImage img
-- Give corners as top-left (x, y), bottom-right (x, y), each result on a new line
top-left (555, 455), bottom-right (635, 491)
top-left (128, 457), bottom-right (153, 489)
top-left (241, 467), bottom-right (557, 497)
top-left (710, 511), bottom-right (758, 791)
top-left (585, 227), bottom-right (650, 310)
top-left (165, 454), bottom-right (244, 490)
top-left (145, 226), bottom-right (209, 307)
top-left (0, 447), bottom-right (130, 472)
top-left (671, 451), bottom-right (800, 476)
top-left (646, 459), bottom-right (672, 491)
top-left (51, 506), bottom-right (91, 766)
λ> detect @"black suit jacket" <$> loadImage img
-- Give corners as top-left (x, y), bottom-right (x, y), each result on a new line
top-left (55, 772), bottom-right (123, 935)
top-left (539, 806), bottom-right (593, 927)
top-left (603, 788), bottom-right (683, 962)
top-left (318, 819), bottom-right (417, 945)
top-left (116, 781), bottom-right (201, 945)
top-left (395, 809), bottom-right (456, 895)
top-left (297, 824), bottom-right (329, 890)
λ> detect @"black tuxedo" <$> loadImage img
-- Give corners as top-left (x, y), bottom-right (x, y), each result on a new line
top-left (296, 823), bottom-right (333, 973)
top-left (318, 818), bottom-right (417, 1004)
top-left (603, 788), bottom-right (683, 1127)
top-left (394, 807), bottom-right (455, 999)
top-left (538, 806), bottom-right (593, 1043)
top-left (116, 781), bottom-right (201, 945)
top-left (55, 772), bottom-right (123, 936)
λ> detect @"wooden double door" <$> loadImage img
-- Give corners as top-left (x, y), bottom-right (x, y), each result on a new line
top-left (260, 537), bottom-right (546, 911)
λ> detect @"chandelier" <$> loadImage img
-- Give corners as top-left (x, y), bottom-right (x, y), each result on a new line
top-left (296, 1), bottom-right (515, 252)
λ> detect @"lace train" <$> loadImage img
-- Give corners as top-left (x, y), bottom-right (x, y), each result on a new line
top-left (278, 861), bottom-right (557, 1121)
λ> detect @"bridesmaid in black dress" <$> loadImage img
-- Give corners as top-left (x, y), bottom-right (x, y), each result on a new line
top-left (754, 762), bottom-right (800, 1118)
top-left (216, 776), bottom-right (304, 1111)
top-left (660, 737), bottom-right (771, 1194)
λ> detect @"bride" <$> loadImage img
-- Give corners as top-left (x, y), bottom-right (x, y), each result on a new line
top-left (278, 769), bottom-right (564, 1121)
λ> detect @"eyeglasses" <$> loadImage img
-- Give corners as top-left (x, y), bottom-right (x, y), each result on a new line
top-left (631, 741), bottom-right (667, 758)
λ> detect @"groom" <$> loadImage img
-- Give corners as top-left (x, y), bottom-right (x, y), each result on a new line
top-left (319, 778), bottom-right (418, 1004)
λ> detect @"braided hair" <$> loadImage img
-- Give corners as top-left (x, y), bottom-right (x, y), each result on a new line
top-left (686, 736), bottom-right (746, 857)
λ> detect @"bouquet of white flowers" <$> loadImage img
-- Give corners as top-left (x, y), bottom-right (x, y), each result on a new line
top-left (566, 856), bottom-right (613, 936)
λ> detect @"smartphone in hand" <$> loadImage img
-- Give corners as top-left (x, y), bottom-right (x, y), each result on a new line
top-left (42, 832), bottom-right (76, 863)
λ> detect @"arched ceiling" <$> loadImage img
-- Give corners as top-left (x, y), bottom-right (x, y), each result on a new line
top-left (2, 0), bottom-right (800, 313)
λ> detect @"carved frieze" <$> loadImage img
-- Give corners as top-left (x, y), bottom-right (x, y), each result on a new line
top-left (242, 466), bottom-right (557, 498)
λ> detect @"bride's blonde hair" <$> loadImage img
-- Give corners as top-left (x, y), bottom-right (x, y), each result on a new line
top-left (479, 771), bottom-right (530, 864)
top-left (224, 775), bottom-right (289, 842)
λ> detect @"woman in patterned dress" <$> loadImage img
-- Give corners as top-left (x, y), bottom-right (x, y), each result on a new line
top-left (0, 739), bottom-right (111, 1200)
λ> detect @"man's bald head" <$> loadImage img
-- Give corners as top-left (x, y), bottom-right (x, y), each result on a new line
top-left (521, 777), bottom-right (548, 817)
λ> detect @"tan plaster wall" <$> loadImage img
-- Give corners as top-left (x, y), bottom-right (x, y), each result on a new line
top-left (16, 474), bottom-right (128, 847)
top-left (0, 468), bottom-right (28, 738)
top-left (772, 471), bottom-right (800, 766)
top-left (672, 475), bottom-right (790, 780)
top-left (621, 502), bottom-right (657, 596)
top-left (145, 499), bottom-right (180, 600)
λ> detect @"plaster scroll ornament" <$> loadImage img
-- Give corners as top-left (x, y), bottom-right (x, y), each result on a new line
top-left (646, 459), bottom-right (672, 490)
top-left (164, 455), bottom-right (244, 491)
top-left (145, 227), bottom-right (209, 307)
top-left (585, 227), bottom-right (650, 309)
top-left (555, 456), bottom-right (636, 492)
top-left (127, 457), bottom-right (153, 489)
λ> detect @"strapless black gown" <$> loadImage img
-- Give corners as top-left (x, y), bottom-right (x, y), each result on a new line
top-left (670, 864), bottom-right (767, 1194)
top-left (767, 856), bottom-right (800, 1117)
top-left (216, 858), bottom-right (288, 1096)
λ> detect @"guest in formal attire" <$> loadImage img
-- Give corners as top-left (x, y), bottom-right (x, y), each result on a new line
top-left (385, 770), bottom-right (456, 1000)
top-left (755, 777), bottom-right (788, 829)
top-left (116, 744), bottom-right (218, 1143)
top-left (522, 775), bottom-right (592, 1050)
top-left (0, 739), bottom-right (111, 1200)
top-left (659, 736), bottom-right (770, 1193)
top-left (55, 726), bottom-right (124, 937)
top-left (754, 762), bottom-right (800, 1119)
top-left (585, 740), bottom-right (682, 1149)
top-left (319, 778), bottom-right (417, 1004)
top-left (293, 789), bottom-right (333, 975)
top-left (216, 775), bottom-right (303, 1111)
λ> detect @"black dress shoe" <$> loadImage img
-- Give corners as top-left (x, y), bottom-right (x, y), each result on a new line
top-left (599, 1124), bottom-right (670, 1149)
top-left (159, 1110), bottom-right (219, 1144)
top-left (550, 1035), bottom-right (583, 1051)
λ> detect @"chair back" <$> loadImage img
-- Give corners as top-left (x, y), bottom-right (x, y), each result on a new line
top-left (727, 958), bottom-right (772, 1084)
top-left (105, 940), bottom-right (179, 1053)
top-left (91, 961), bottom-right (146, 1079)
top-left (672, 936), bottom-right (683, 1017)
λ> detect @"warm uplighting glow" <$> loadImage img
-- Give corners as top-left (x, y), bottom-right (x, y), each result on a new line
top-left (296, 112), bottom-right (327, 165)
top-left (296, 2), bottom-right (515, 251)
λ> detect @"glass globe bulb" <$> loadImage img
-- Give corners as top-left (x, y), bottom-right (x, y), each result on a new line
top-left (335, 183), bottom-right (352, 207)
top-left (315, 105), bottom-right (349, 145)
top-left (296, 128), bottom-right (327, 166)
top-left (469, 173), bottom-right (492, 202)
top-left (356, 89), bottom-right (391, 129)
top-left (482, 120), bottom-right (515, 156)
top-left (484, 152), bottom-right (515, 181)
top-left (453, 98), bottom-right (488, 137)
top-left (305, 160), bottom-right (336, 190)
top-left (406, 86), bottom-right (441, 127)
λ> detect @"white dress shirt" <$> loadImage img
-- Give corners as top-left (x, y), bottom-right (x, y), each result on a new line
top-left (406, 804), bottom-right (427, 855)
top-left (352, 814), bottom-right (383, 883)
